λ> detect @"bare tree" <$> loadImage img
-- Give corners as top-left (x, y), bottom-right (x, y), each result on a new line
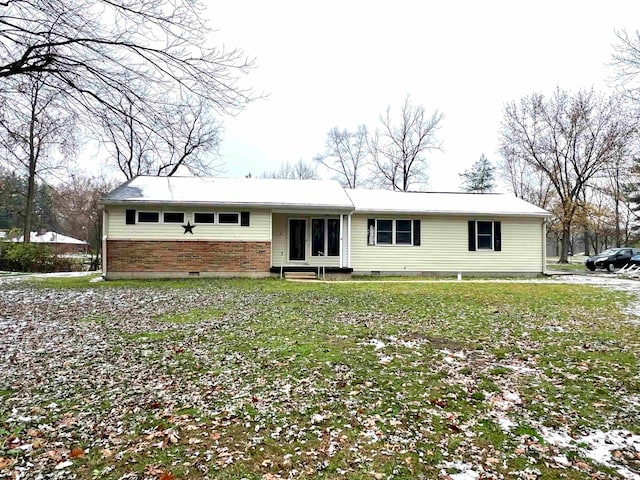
top-left (611, 29), bottom-right (640, 101)
top-left (1, 0), bottom-right (255, 182)
top-left (0, 0), bottom-right (254, 117)
top-left (499, 153), bottom-right (556, 208)
top-left (54, 174), bottom-right (114, 269)
top-left (0, 73), bottom-right (76, 241)
top-left (314, 125), bottom-right (369, 188)
top-left (369, 96), bottom-right (443, 191)
top-left (499, 88), bottom-right (635, 263)
top-left (262, 160), bottom-right (319, 180)
top-left (95, 92), bottom-right (222, 179)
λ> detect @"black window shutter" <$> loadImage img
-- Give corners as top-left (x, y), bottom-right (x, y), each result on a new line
top-left (240, 211), bottom-right (250, 226)
top-left (367, 219), bottom-right (375, 245)
top-left (468, 221), bottom-right (476, 251)
top-left (126, 209), bottom-right (136, 225)
top-left (494, 221), bottom-right (502, 251)
top-left (413, 219), bottom-right (421, 246)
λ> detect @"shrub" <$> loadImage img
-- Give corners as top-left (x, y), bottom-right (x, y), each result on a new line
top-left (0, 242), bottom-right (78, 273)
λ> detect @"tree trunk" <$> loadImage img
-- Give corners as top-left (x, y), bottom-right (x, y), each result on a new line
top-left (614, 197), bottom-right (621, 247)
top-left (558, 225), bottom-right (571, 263)
top-left (583, 229), bottom-right (589, 256)
top-left (22, 115), bottom-right (38, 243)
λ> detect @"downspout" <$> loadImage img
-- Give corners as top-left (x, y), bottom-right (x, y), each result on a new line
top-left (339, 214), bottom-right (343, 268)
top-left (102, 209), bottom-right (108, 278)
top-left (347, 213), bottom-right (352, 268)
top-left (542, 217), bottom-right (547, 275)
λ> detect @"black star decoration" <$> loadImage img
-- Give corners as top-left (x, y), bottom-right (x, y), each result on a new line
top-left (182, 221), bottom-right (195, 234)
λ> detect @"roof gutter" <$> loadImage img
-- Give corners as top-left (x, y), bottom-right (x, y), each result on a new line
top-left (101, 199), bottom-right (355, 212)
top-left (351, 209), bottom-right (551, 218)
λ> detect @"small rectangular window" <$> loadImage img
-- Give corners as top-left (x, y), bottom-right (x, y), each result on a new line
top-left (376, 219), bottom-right (393, 245)
top-left (218, 213), bottom-right (239, 224)
top-left (395, 219), bottom-right (412, 245)
top-left (138, 211), bottom-right (159, 223)
top-left (194, 212), bottom-right (215, 224)
top-left (126, 209), bottom-right (136, 225)
top-left (163, 212), bottom-right (184, 223)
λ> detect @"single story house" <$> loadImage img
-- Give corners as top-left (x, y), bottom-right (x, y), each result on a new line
top-left (101, 176), bottom-right (550, 279)
top-left (5, 231), bottom-right (88, 254)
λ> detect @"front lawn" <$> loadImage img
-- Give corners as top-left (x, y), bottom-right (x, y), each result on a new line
top-left (0, 278), bottom-right (638, 479)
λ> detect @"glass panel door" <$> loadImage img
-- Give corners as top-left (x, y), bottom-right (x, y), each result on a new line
top-left (289, 219), bottom-right (306, 261)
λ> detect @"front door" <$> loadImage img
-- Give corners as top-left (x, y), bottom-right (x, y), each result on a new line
top-left (289, 219), bottom-right (306, 261)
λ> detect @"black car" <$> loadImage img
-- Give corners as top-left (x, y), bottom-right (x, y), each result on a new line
top-left (585, 248), bottom-right (640, 272)
top-left (630, 254), bottom-right (640, 267)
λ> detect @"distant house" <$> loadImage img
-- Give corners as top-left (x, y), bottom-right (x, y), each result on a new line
top-left (101, 176), bottom-right (551, 279)
top-left (7, 231), bottom-right (88, 254)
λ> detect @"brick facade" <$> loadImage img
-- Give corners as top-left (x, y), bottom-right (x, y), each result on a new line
top-left (106, 240), bottom-right (271, 274)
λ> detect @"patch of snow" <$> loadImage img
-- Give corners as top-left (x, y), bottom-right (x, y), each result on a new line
top-left (368, 339), bottom-right (386, 350)
top-left (552, 455), bottom-right (571, 466)
top-left (496, 415), bottom-right (516, 431)
top-left (441, 460), bottom-right (480, 480)
top-left (54, 460), bottom-right (73, 470)
top-left (378, 355), bottom-right (393, 365)
top-left (506, 364), bottom-right (540, 375)
top-left (310, 413), bottom-right (325, 424)
top-left (541, 427), bottom-right (640, 479)
top-left (503, 391), bottom-right (521, 403)
top-left (361, 429), bottom-right (380, 444)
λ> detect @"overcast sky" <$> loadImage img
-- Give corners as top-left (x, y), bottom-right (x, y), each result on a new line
top-left (206, 1), bottom-right (640, 191)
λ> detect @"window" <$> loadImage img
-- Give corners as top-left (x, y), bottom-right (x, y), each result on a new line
top-left (312, 219), bottom-right (325, 256)
top-left (370, 219), bottom-right (419, 246)
top-left (395, 220), bottom-right (412, 245)
top-left (125, 209), bottom-right (136, 224)
top-left (194, 212), bottom-right (215, 224)
top-left (327, 219), bottom-right (339, 256)
top-left (477, 221), bottom-right (493, 250)
top-left (137, 211), bottom-right (159, 223)
top-left (218, 213), bottom-right (239, 224)
top-left (311, 218), bottom-right (340, 257)
top-left (376, 219), bottom-right (393, 245)
top-left (163, 212), bottom-right (184, 223)
top-left (468, 220), bottom-right (501, 251)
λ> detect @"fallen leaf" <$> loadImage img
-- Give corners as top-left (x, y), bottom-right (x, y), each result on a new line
top-left (0, 457), bottom-right (14, 469)
top-left (575, 461), bottom-right (590, 471)
top-left (100, 448), bottom-right (113, 458)
top-left (159, 472), bottom-right (175, 480)
top-left (70, 447), bottom-right (84, 458)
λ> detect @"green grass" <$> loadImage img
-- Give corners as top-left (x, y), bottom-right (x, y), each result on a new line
top-left (1, 277), bottom-right (638, 479)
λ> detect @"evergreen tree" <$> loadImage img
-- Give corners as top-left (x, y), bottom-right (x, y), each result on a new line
top-left (0, 169), bottom-right (26, 230)
top-left (459, 154), bottom-right (496, 193)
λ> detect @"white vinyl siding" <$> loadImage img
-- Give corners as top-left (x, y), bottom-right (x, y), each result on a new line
top-left (350, 214), bottom-right (543, 273)
top-left (106, 207), bottom-right (271, 241)
top-left (271, 213), bottom-right (341, 267)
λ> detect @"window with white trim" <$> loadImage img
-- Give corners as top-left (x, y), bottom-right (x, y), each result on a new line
top-left (468, 220), bottom-right (501, 251)
top-left (137, 211), bottom-right (159, 223)
top-left (367, 219), bottom-right (420, 246)
top-left (193, 212), bottom-right (215, 224)
top-left (163, 212), bottom-right (184, 223)
top-left (476, 221), bottom-right (493, 249)
top-left (218, 212), bottom-right (240, 224)
top-left (376, 219), bottom-right (393, 244)
top-left (311, 218), bottom-right (340, 256)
